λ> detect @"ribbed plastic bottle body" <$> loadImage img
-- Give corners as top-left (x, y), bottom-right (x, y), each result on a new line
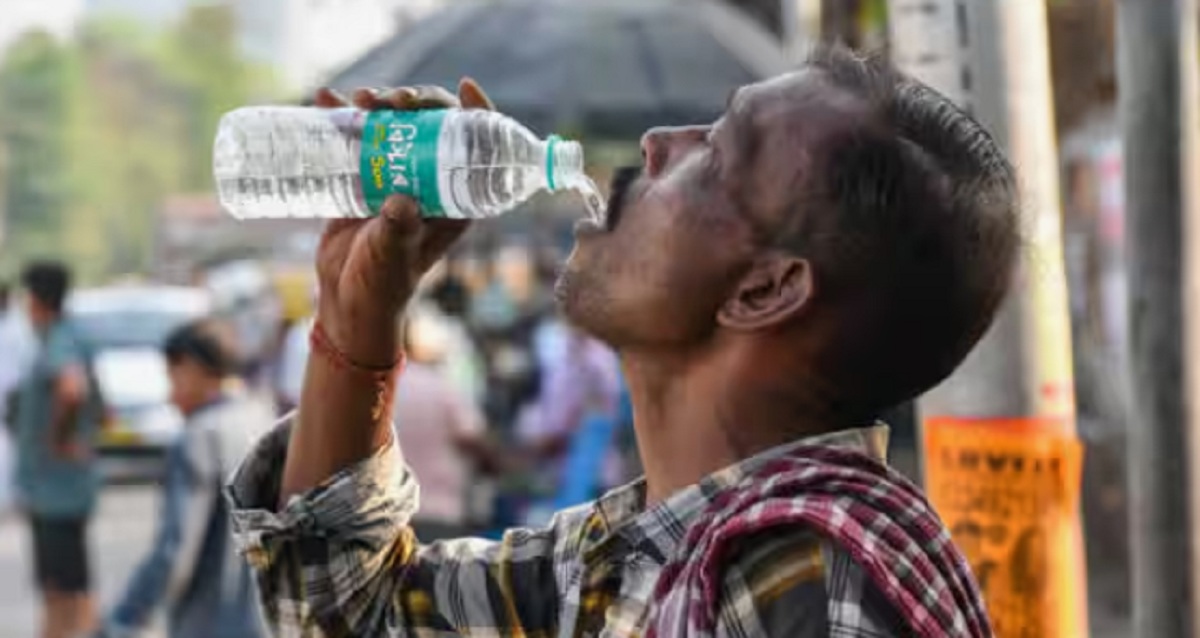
top-left (214, 106), bottom-right (587, 220)
top-left (214, 107), bottom-right (370, 219)
top-left (436, 109), bottom-right (547, 219)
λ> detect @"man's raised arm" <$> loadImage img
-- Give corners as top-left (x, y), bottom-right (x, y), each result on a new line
top-left (280, 82), bottom-right (490, 501)
top-left (225, 82), bottom-right (573, 638)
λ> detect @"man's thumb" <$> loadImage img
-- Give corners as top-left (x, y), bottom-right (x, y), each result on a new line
top-left (369, 195), bottom-right (425, 263)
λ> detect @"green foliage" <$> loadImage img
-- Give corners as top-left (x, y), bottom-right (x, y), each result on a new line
top-left (0, 6), bottom-right (277, 282)
top-left (0, 31), bottom-right (74, 273)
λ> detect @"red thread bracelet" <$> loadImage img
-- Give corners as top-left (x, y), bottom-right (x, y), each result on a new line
top-left (309, 320), bottom-right (404, 421)
top-left (310, 320), bottom-right (403, 373)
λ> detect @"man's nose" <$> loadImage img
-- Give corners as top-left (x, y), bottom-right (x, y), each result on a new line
top-left (641, 126), bottom-right (709, 178)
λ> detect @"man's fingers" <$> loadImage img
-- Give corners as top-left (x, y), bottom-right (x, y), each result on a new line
top-left (313, 87), bottom-right (348, 108)
top-left (351, 86), bottom-right (459, 112)
top-left (379, 87), bottom-right (419, 109)
top-left (458, 78), bottom-right (495, 111)
top-left (351, 88), bottom-right (387, 110)
top-left (391, 84), bottom-right (456, 110)
top-left (345, 84), bottom-right (472, 113)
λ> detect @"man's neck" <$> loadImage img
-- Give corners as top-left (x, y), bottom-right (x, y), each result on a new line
top-left (34, 314), bottom-right (61, 336)
top-left (184, 385), bottom-right (227, 418)
top-left (622, 347), bottom-right (837, 505)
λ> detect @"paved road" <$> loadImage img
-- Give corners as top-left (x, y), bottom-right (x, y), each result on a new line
top-left (0, 485), bottom-right (160, 637)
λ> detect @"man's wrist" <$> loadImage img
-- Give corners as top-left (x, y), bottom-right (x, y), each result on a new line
top-left (315, 311), bottom-right (401, 368)
top-left (311, 319), bottom-right (402, 372)
top-left (308, 319), bottom-right (403, 425)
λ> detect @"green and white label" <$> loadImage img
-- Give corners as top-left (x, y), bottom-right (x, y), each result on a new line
top-left (360, 109), bottom-right (447, 217)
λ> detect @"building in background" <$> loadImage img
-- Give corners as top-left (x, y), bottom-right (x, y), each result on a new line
top-left (84, 0), bottom-right (445, 92)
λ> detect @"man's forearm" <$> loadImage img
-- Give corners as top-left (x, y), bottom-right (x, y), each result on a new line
top-left (279, 329), bottom-right (399, 505)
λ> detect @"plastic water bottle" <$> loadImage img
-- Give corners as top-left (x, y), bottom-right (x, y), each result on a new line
top-left (213, 106), bottom-right (603, 220)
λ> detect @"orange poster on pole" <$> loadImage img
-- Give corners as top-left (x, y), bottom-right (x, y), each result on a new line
top-left (924, 418), bottom-right (1086, 638)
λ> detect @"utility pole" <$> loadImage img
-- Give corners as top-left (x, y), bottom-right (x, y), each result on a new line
top-left (820, 0), bottom-right (863, 46)
top-left (889, 1), bottom-right (1086, 636)
top-left (1119, 0), bottom-right (1198, 635)
top-left (781, 0), bottom-right (798, 51)
top-left (1185, 0), bottom-right (1200, 626)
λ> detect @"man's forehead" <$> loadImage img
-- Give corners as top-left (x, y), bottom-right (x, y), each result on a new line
top-left (731, 68), bottom-right (833, 117)
top-left (721, 68), bottom-right (865, 234)
top-left (727, 68), bottom-right (871, 161)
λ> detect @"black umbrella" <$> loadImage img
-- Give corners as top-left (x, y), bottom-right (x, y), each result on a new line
top-left (324, 0), bottom-right (790, 139)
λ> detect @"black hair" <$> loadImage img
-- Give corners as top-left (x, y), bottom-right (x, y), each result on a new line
top-left (20, 261), bottom-right (71, 314)
top-left (789, 46), bottom-right (1020, 415)
top-left (163, 320), bottom-right (238, 377)
top-left (431, 275), bottom-right (470, 318)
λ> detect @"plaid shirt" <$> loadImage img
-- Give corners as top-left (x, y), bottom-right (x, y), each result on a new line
top-left (228, 421), bottom-right (916, 637)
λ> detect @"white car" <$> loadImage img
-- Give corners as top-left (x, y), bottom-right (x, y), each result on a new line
top-left (69, 286), bottom-right (212, 478)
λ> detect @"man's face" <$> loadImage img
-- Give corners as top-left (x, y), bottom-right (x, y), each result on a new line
top-left (557, 70), bottom-right (857, 351)
top-left (167, 359), bottom-right (212, 416)
top-left (23, 294), bottom-right (52, 330)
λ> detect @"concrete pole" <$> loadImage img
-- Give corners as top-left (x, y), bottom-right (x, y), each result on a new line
top-left (889, 1), bottom-right (1086, 635)
top-left (889, 0), bottom-right (1076, 420)
top-left (890, 0), bottom-right (1028, 426)
top-left (793, 0), bottom-right (822, 49)
top-left (1184, 0), bottom-right (1200, 625)
top-left (781, 0), bottom-right (798, 51)
top-left (1119, 0), bottom-right (1197, 635)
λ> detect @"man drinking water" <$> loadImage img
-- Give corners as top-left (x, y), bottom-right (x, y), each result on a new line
top-left (228, 47), bottom-right (1012, 637)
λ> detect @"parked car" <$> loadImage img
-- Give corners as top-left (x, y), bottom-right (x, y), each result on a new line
top-left (70, 286), bottom-right (212, 479)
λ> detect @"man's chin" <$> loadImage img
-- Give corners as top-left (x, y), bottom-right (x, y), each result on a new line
top-left (552, 263), bottom-right (581, 312)
top-left (553, 267), bottom-right (599, 333)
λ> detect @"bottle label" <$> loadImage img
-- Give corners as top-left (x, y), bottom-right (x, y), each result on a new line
top-left (360, 109), bottom-right (447, 217)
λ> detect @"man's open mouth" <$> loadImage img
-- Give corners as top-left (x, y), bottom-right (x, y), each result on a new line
top-left (605, 165), bottom-right (642, 231)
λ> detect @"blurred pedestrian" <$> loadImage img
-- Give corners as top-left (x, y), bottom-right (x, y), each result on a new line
top-left (516, 324), bottom-right (621, 518)
top-left (428, 273), bottom-right (486, 403)
top-left (272, 314), bottom-right (313, 416)
top-left (96, 319), bottom-right (268, 638)
top-left (268, 281), bottom-right (317, 416)
top-left (394, 321), bottom-right (495, 540)
top-left (469, 256), bottom-right (518, 334)
top-left (14, 261), bottom-right (102, 638)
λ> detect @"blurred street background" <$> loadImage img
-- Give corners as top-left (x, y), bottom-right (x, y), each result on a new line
top-left (0, 0), bottom-right (1197, 636)
top-left (0, 489), bottom-right (157, 636)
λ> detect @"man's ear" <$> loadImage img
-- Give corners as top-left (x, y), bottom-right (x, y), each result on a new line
top-left (717, 255), bottom-right (814, 331)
